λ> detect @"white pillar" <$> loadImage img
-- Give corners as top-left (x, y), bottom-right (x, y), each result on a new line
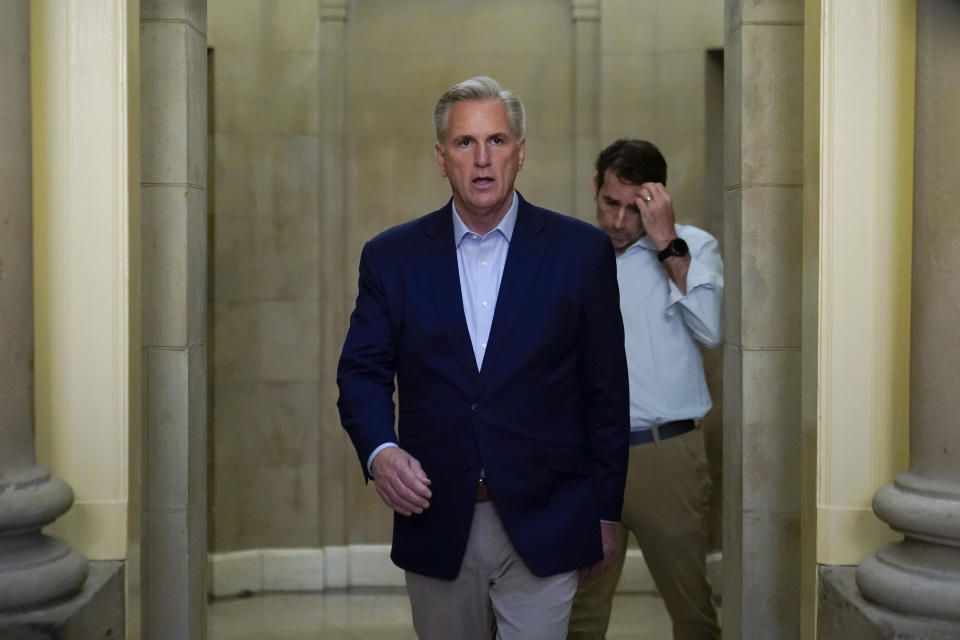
top-left (0, 0), bottom-right (87, 611)
top-left (856, 0), bottom-right (960, 624)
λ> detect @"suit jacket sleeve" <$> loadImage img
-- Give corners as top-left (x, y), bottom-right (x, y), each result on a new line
top-left (581, 234), bottom-right (630, 522)
top-left (337, 241), bottom-right (399, 481)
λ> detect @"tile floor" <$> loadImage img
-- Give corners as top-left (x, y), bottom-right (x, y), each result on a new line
top-left (208, 588), bottom-right (674, 639)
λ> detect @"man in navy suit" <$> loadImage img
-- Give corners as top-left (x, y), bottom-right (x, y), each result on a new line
top-left (337, 76), bottom-right (630, 640)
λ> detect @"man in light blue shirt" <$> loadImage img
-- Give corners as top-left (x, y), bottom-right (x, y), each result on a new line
top-left (569, 139), bottom-right (723, 640)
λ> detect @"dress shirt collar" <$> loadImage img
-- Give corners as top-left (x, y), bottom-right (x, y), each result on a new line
top-left (451, 191), bottom-right (518, 246)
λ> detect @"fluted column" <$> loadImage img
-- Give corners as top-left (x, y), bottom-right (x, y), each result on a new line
top-left (856, 0), bottom-right (960, 624)
top-left (0, 0), bottom-right (87, 611)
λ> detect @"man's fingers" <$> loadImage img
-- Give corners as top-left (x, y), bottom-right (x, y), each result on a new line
top-left (371, 448), bottom-right (432, 516)
top-left (384, 472), bottom-right (431, 510)
top-left (375, 484), bottom-right (412, 516)
top-left (398, 462), bottom-right (432, 499)
top-left (376, 479), bottom-right (428, 515)
top-left (407, 457), bottom-right (432, 486)
top-left (377, 490), bottom-right (423, 516)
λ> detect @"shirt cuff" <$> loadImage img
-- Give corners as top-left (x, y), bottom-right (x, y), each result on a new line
top-left (666, 257), bottom-right (721, 314)
top-left (367, 442), bottom-right (399, 476)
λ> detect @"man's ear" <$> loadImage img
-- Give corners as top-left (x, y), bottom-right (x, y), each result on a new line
top-left (434, 143), bottom-right (447, 177)
top-left (593, 175), bottom-right (599, 197)
top-left (516, 137), bottom-right (526, 170)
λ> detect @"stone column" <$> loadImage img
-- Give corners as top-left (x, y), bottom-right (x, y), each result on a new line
top-left (0, 0), bottom-right (87, 611)
top-left (723, 0), bottom-right (804, 636)
top-left (571, 0), bottom-right (600, 222)
top-left (856, 0), bottom-right (960, 625)
top-left (140, 0), bottom-right (207, 637)
top-left (319, 0), bottom-right (349, 568)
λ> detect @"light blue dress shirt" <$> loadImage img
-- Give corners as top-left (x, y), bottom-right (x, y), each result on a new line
top-left (451, 193), bottom-right (518, 369)
top-left (366, 193), bottom-right (519, 472)
top-left (617, 224), bottom-right (724, 432)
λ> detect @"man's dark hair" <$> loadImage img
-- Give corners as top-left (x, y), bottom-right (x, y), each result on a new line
top-left (594, 139), bottom-right (667, 189)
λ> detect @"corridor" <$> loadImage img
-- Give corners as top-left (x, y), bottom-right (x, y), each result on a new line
top-left (208, 590), bottom-right (675, 639)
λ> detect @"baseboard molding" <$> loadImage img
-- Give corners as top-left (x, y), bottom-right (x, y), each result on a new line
top-left (208, 546), bottom-right (723, 598)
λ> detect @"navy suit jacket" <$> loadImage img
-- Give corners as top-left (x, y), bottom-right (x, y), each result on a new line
top-left (337, 194), bottom-right (629, 579)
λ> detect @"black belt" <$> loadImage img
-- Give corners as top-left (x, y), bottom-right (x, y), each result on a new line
top-left (629, 419), bottom-right (695, 446)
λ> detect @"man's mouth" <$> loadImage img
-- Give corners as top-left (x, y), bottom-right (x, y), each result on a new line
top-left (473, 177), bottom-right (495, 187)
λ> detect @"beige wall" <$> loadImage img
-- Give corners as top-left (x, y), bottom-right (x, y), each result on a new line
top-left (208, 0), bottom-right (724, 552)
top-left (208, 0), bottom-right (322, 550)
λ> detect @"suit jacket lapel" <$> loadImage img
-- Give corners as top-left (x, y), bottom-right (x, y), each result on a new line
top-left (478, 195), bottom-right (548, 390)
top-left (424, 203), bottom-right (481, 381)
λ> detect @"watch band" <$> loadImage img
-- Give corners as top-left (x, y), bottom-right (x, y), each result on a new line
top-left (657, 237), bottom-right (689, 262)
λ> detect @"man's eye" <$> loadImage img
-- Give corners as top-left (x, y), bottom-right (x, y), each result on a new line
top-left (457, 139), bottom-right (472, 148)
top-left (490, 137), bottom-right (503, 145)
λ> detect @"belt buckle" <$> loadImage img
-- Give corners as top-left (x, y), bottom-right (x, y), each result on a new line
top-left (476, 480), bottom-right (492, 502)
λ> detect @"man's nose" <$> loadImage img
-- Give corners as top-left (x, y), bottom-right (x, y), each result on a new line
top-left (474, 144), bottom-right (490, 166)
top-left (613, 207), bottom-right (627, 229)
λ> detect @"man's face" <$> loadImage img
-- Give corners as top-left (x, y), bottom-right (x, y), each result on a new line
top-left (595, 169), bottom-right (645, 254)
top-left (435, 99), bottom-right (525, 221)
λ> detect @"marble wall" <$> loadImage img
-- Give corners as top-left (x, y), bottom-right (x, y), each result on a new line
top-left (208, 0), bottom-right (725, 553)
top-left (208, 0), bottom-right (322, 550)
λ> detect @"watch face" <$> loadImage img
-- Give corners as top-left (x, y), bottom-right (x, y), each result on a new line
top-left (657, 237), bottom-right (689, 262)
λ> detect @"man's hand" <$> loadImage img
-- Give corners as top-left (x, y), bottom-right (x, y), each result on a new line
top-left (636, 182), bottom-right (690, 294)
top-left (634, 182), bottom-right (676, 249)
top-left (371, 446), bottom-right (432, 516)
top-left (579, 521), bottom-right (621, 583)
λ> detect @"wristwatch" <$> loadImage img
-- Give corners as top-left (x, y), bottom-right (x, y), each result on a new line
top-left (657, 237), bottom-right (689, 262)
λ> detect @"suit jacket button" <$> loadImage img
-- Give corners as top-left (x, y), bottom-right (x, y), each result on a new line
top-left (471, 404), bottom-right (479, 413)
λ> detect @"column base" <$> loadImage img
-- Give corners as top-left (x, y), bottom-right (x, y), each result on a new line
top-left (0, 534), bottom-right (88, 612)
top-left (0, 560), bottom-right (123, 640)
top-left (0, 467), bottom-right (74, 534)
top-left (819, 565), bottom-right (960, 639)
top-left (856, 538), bottom-right (960, 623)
top-left (872, 472), bottom-right (960, 546)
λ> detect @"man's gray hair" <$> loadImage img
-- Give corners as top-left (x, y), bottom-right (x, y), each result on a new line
top-left (433, 76), bottom-right (526, 142)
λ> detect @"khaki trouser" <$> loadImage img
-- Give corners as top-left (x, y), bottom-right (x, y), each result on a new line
top-left (406, 501), bottom-right (578, 640)
top-left (568, 427), bottom-right (720, 640)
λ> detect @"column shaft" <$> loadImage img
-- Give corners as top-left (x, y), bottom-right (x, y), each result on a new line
top-left (571, 0), bottom-right (600, 223)
top-left (140, 0), bottom-right (208, 637)
top-left (319, 0), bottom-right (349, 551)
top-left (857, 0), bottom-right (960, 624)
top-left (0, 0), bottom-right (87, 612)
top-left (723, 0), bottom-right (805, 636)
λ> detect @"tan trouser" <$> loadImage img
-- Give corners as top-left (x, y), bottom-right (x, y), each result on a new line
top-left (405, 501), bottom-right (578, 640)
top-left (568, 427), bottom-right (720, 640)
